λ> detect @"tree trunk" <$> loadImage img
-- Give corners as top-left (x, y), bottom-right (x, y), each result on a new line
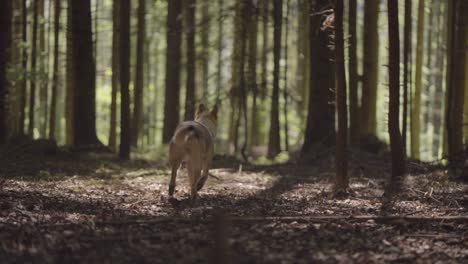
top-left (28, 0), bottom-right (39, 136)
top-left (49, 0), bottom-right (61, 140)
top-left (162, 0), bottom-right (182, 144)
top-left (184, 0), bottom-right (196, 121)
top-left (411, 0), bottom-right (425, 159)
top-left (132, 0), bottom-right (146, 147)
top-left (301, 0), bottom-right (335, 156)
top-left (348, 0), bottom-right (358, 146)
top-left (402, 0), bottom-right (412, 151)
top-left (296, 0), bottom-right (310, 118)
top-left (267, 0), bottom-right (282, 159)
top-left (282, 0), bottom-right (290, 152)
top-left (66, 0), bottom-right (74, 145)
top-left (334, 0), bottom-right (348, 191)
top-left (248, 0), bottom-right (259, 148)
top-left (446, 0), bottom-right (467, 166)
top-left (200, 0), bottom-right (210, 101)
top-left (70, 0), bottom-right (100, 146)
top-left (0, 0), bottom-right (12, 144)
top-left (387, 0), bottom-right (406, 193)
top-left (215, 0), bottom-right (223, 102)
top-left (360, 0), bottom-right (379, 137)
top-left (119, 0), bottom-right (131, 159)
top-left (39, 0), bottom-right (48, 137)
top-left (109, 0), bottom-right (120, 149)
top-left (19, 0), bottom-right (27, 135)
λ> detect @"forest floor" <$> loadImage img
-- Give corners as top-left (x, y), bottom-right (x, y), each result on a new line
top-left (0, 146), bottom-right (467, 263)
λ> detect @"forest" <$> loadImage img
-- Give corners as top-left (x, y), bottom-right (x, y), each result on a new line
top-left (0, 0), bottom-right (467, 262)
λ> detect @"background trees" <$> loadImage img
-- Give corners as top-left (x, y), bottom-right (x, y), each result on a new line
top-left (0, 0), bottom-right (466, 181)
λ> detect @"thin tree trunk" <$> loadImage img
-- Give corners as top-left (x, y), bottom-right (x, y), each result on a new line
top-left (200, 0), bottom-right (210, 101)
top-left (65, 0), bottom-right (73, 144)
top-left (334, 0), bottom-right (348, 192)
top-left (282, 0), bottom-right (290, 152)
top-left (39, 0), bottom-right (48, 137)
top-left (402, 0), bottom-right (412, 151)
top-left (267, 0), bottom-right (282, 159)
top-left (19, 0), bottom-right (27, 135)
top-left (0, 0), bottom-right (13, 144)
top-left (348, 0), bottom-right (358, 146)
top-left (215, 0), bottom-right (223, 102)
top-left (119, 0), bottom-right (131, 159)
top-left (386, 0), bottom-right (406, 193)
top-left (248, 0), bottom-right (259, 148)
top-left (184, 0), bottom-right (196, 121)
top-left (411, 0), bottom-right (425, 159)
top-left (132, 0), bottom-right (146, 147)
top-left (296, 0), bottom-right (310, 118)
top-left (28, 0), bottom-right (39, 136)
top-left (162, 0), bottom-right (182, 144)
top-left (360, 0), bottom-right (379, 137)
top-left (49, 0), bottom-right (61, 140)
top-left (109, 0), bottom-right (120, 149)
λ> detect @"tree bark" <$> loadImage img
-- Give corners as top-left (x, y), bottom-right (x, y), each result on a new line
top-left (334, 0), bottom-right (348, 191)
top-left (360, 0), bottom-right (379, 137)
top-left (446, 0), bottom-right (467, 166)
top-left (132, 0), bottom-right (146, 147)
top-left (296, 0), bottom-right (310, 118)
top-left (119, 0), bottom-right (131, 159)
top-left (70, 0), bottom-right (100, 146)
top-left (65, 0), bottom-right (74, 145)
top-left (200, 0), bottom-right (210, 101)
top-left (184, 0), bottom-right (196, 121)
top-left (28, 0), bottom-right (39, 136)
top-left (402, 0), bottom-right (412, 151)
top-left (267, 0), bottom-right (282, 159)
top-left (0, 0), bottom-right (12, 144)
top-left (348, 0), bottom-right (358, 146)
top-left (49, 0), bottom-right (61, 140)
top-left (248, 0), bottom-right (259, 148)
top-left (411, 0), bottom-right (425, 159)
top-left (162, 0), bottom-right (182, 144)
top-left (109, 0), bottom-right (120, 149)
top-left (39, 0), bottom-right (48, 137)
top-left (282, 0), bottom-right (290, 152)
top-left (387, 0), bottom-right (406, 193)
top-left (19, 0), bottom-right (27, 135)
top-left (301, 0), bottom-right (335, 156)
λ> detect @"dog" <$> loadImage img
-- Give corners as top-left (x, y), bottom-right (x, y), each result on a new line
top-left (168, 103), bottom-right (218, 203)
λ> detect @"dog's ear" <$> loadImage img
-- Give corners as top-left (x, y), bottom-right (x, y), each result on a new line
top-left (196, 103), bottom-right (206, 117)
top-left (211, 105), bottom-right (218, 120)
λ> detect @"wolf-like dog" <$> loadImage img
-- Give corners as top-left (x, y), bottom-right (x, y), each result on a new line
top-left (168, 104), bottom-right (218, 203)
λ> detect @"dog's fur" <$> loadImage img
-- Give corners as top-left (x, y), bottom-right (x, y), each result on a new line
top-left (168, 104), bottom-right (218, 203)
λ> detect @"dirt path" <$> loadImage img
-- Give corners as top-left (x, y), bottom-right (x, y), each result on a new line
top-left (0, 153), bottom-right (467, 263)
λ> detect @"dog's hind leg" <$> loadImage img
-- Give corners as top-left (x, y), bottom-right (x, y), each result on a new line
top-left (197, 160), bottom-right (211, 191)
top-left (168, 144), bottom-right (183, 196)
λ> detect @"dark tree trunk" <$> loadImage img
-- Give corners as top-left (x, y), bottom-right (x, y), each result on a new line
top-left (162, 0), bottom-right (182, 144)
top-left (28, 0), bottom-right (39, 136)
top-left (184, 0), bottom-right (196, 121)
top-left (66, 0), bottom-right (74, 145)
top-left (386, 0), bottom-right (406, 193)
top-left (334, 0), bottom-right (348, 191)
top-left (248, 0), bottom-right (259, 147)
top-left (348, 0), bottom-right (358, 145)
top-left (119, 0), bottom-right (131, 159)
top-left (267, 0), bottom-right (282, 159)
top-left (446, 0), bottom-right (467, 166)
top-left (215, 0), bottom-right (223, 102)
top-left (0, 0), bottom-right (13, 144)
top-left (49, 0), bottom-right (61, 140)
top-left (109, 0), bottom-right (120, 149)
top-left (70, 0), bottom-right (100, 146)
top-left (132, 0), bottom-right (146, 147)
top-left (301, 0), bottom-right (335, 156)
top-left (39, 0), bottom-right (48, 137)
top-left (19, 0), bottom-right (27, 135)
